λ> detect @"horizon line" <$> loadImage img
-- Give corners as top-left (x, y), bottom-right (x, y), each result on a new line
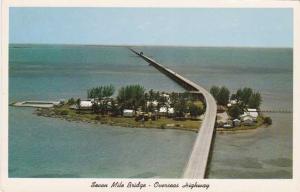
top-left (9, 43), bottom-right (293, 49)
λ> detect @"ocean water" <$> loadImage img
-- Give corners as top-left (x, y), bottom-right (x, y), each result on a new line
top-left (9, 44), bottom-right (293, 178)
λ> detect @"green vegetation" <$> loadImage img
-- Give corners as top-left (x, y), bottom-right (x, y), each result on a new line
top-left (217, 116), bottom-right (265, 132)
top-left (248, 92), bottom-right (262, 108)
top-left (263, 116), bottom-right (272, 125)
top-left (235, 87), bottom-right (262, 109)
top-left (227, 105), bottom-right (243, 119)
top-left (210, 86), bottom-right (230, 106)
top-left (35, 84), bottom-right (205, 131)
top-left (117, 84), bottom-right (145, 110)
top-left (211, 85), bottom-right (272, 131)
top-left (67, 98), bottom-right (76, 105)
top-left (87, 85), bottom-right (115, 99)
top-left (211, 85), bottom-right (263, 111)
top-left (35, 104), bottom-right (201, 132)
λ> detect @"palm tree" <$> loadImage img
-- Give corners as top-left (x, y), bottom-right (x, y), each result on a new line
top-left (248, 92), bottom-right (262, 108)
top-left (117, 84), bottom-right (145, 110)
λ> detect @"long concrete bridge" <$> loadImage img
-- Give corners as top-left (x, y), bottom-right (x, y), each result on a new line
top-left (129, 48), bottom-right (217, 178)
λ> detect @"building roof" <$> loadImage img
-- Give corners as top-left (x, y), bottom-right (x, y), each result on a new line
top-left (243, 116), bottom-right (253, 121)
top-left (80, 100), bottom-right (93, 108)
top-left (249, 112), bottom-right (258, 118)
top-left (146, 100), bottom-right (158, 107)
top-left (159, 107), bottom-right (174, 114)
top-left (247, 108), bottom-right (257, 112)
top-left (123, 109), bottom-right (134, 113)
top-left (159, 107), bottom-right (167, 113)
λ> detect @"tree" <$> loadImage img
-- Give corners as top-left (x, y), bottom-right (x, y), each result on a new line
top-left (236, 88), bottom-right (243, 102)
top-left (87, 85), bottom-right (115, 99)
top-left (217, 86), bottom-right (230, 106)
top-left (230, 93), bottom-right (237, 100)
top-left (240, 87), bottom-right (253, 105)
top-left (210, 86), bottom-right (230, 106)
top-left (228, 105), bottom-right (243, 119)
top-left (158, 94), bottom-right (168, 108)
top-left (67, 98), bottom-right (76, 105)
top-left (248, 92), bottom-right (262, 108)
top-left (210, 86), bottom-right (220, 100)
top-left (110, 100), bottom-right (120, 116)
top-left (149, 89), bottom-right (155, 101)
top-left (264, 116), bottom-right (272, 125)
top-left (76, 98), bottom-right (81, 109)
top-left (92, 102), bottom-right (100, 113)
top-left (188, 102), bottom-right (204, 118)
top-left (117, 84), bottom-right (145, 110)
top-left (174, 97), bottom-right (187, 118)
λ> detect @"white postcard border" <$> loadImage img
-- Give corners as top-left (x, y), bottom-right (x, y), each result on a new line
top-left (1, 1), bottom-right (300, 192)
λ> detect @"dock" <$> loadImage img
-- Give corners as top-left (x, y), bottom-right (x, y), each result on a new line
top-left (129, 48), bottom-right (217, 178)
top-left (11, 101), bottom-right (61, 108)
top-left (259, 109), bottom-right (292, 113)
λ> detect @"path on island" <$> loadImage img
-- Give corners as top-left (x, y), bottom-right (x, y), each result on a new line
top-left (129, 48), bottom-right (217, 178)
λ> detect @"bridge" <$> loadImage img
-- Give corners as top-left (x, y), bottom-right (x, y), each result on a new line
top-left (129, 48), bottom-right (217, 178)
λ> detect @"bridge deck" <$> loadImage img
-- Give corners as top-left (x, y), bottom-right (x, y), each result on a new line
top-left (129, 48), bottom-right (217, 178)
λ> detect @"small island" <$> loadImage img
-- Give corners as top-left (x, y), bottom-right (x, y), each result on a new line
top-left (209, 86), bottom-right (272, 132)
top-left (16, 84), bottom-right (271, 132)
top-left (35, 84), bottom-right (205, 132)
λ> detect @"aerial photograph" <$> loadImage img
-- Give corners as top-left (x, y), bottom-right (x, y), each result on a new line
top-left (9, 8), bottom-right (293, 178)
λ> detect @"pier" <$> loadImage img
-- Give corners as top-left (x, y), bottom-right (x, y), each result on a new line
top-left (11, 101), bottom-right (61, 108)
top-left (259, 109), bottom-right (292, 113)
top-left (130, 48), bottom-right (217, 178)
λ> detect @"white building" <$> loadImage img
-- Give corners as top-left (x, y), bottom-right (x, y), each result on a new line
top-left (123, 109), bottom-right (135, 117)
top-left (233, 119), bottom-right (241, 126)
top-left (241, 114), bottom-right (254, 121)
top-left (146, 100), bottom-right (158, 107)
top-left (243, 116), bottom-right (254, 126)
top-left (79, 100), bottom-right (93, 109)
top-left (159, 107), bottom-right (174, 115)
top-left (247, 108), bottom-right (259, 118)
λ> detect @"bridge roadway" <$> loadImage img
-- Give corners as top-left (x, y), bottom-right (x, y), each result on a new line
top-left (129, 48), bottom-right (217, 178)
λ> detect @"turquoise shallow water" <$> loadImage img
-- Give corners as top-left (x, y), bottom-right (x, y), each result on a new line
top-left (9, 45), bottom-right (292, 178)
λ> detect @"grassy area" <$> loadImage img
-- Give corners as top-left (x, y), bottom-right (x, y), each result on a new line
top-left (35, 104), bottom-right (201, 132)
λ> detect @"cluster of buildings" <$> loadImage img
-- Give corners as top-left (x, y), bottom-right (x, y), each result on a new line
top-left (71, 93), bottom-right (176, 119)
top-left (217, 99), bottom-right (259, 128)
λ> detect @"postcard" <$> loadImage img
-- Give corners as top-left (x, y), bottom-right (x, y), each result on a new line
top-left (1, 0), bottom-right (299, 192)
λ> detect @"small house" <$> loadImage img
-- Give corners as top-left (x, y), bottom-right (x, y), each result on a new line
top-left (247, 108), bottom-right (259, 118)
top-left (159, 107), bottom-right (168, 115)
top-left (223, 123), bottom-right (233, 128)
top-left (146, 100), bottom-right (158, 107)
top-left (242, 116), bottom-right (254, 126)
top-left (79, 100), bottom-right (93, 110)
top-left (233, 119), bottom-right (241, 126)
top-left (123, 109), bottom-right (135, 117)
top-left (159, 107), bottom-right (174, 116)
top-left (168, 108), bottom-right (174, 114)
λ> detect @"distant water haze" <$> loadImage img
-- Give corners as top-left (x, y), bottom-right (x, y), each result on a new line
top-left (9, 44), bottom-right (292, 178)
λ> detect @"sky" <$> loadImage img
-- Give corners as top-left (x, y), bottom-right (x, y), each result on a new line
top-left (9, 8), bottom-right (293, 47)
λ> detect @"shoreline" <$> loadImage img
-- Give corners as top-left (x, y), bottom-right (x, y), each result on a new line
top-left (34, 106), bottom-right (201, 132)
top-left (33, 105), bottom-right (267, 133)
